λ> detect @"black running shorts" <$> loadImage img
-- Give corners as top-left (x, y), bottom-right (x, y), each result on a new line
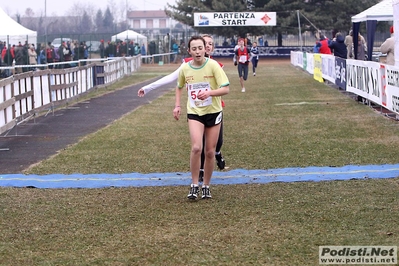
top-left (187, 111), bottom-right (223, 127)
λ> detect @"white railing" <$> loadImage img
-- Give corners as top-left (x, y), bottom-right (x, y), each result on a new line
top-left (0, 56), bottom-right (141, 135)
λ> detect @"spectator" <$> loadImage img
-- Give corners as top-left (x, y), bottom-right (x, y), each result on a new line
top-left (46, 43), bottom-right (55, 69)
top-left (317, 35), bottom-right (332, 54)
top-left (0, 41), bottom-right (3, 67)
top-left (104, 41), bottom-right (110, 57)
top-left (2, 45), bottom-right (13, 77)
top-left (115, 41), bottom-right (120, 57)
top-left (328, 32), bottom-right (347, 58)
top-left (15, 43), bottom-right (25, 73)
top-left (313, 41), bottom-right (320, 53)
top-left (245, 36), bottom-right (252, 47)
top-left (163, 33), bottom-right (170, 63)
top-left (128, 41), bottom-right (134, 57)
top-left (57, 41), bottom-right (66, 69)
top-left (53, 46), bottom-right (60, 68)
top-left (73, 42), bottom-right (86, 66)
top-left (23, 41), bottom-right (30, 72)
top-left (351, 32), bottom-right (367, 60)
top-left (148, 41), bottom-right (156, 55)
top-left (99, 40), bottom-right (105, 59)
top-left (1, 43), bottom-right (7, 61)
top-left (180, 42), bottom-right (187, 60)
top-left (10, 45), bottom-right (15, 60)
top-left (258, 36), bottom-right (264, 46)
top-left (120, 41), bottom-right (127, 56)
top-left (230, 37), bottom-right (236, 47)
top-left (278, 32), bottom-right (283, 46)
top-left (64, 41), bottom-right (73, 65)
top-left (380, 26), bottom-right (394, 65)
top-left (28, 44), bottom-right (37, 70)
top-left (134, 43), bottom-right (140, 56)
top-left (83, 41), bottom-right (90, 61)
top-left (344, 30), bottom-right (353, 58)
top-left (158, 41), bottom-right (165, 63)
top-left (141, 43), bottom-right (146, 63)
top-left (37, 44), bottom-right (47, 68)
top-left (73, 41), bottom-right (80, 61)
top-left (171, 39), bottom-right (179, 63)
top-left (108, 41), bottom-right (116, 57)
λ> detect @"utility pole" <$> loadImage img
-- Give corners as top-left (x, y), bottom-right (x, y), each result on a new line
top-left (126, 0), bottom-right (129, 42)
top-left (45, 0), bottom-right (48, 67)
top-left (297, 10), bottom-right (303, 51)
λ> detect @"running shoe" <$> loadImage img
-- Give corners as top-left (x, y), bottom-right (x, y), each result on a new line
top-left (199, 169), bottom-right (204, 183)
top-left (202, 186), bottom-right (212, 199)
top-left (187, 185), bottom-right (199, 200)
top-left (215, 153), bottom-right (225, 170)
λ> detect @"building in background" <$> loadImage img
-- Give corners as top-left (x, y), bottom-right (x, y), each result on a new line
top-left (127, 10), bottom-right (192, 44)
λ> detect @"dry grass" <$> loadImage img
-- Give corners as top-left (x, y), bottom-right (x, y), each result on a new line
top-left (25, 59), bottom-right (399, 174)
top-left (1, 179), bottom-right (398, 265)
top-left (1, 59), bottom-right (399, 265)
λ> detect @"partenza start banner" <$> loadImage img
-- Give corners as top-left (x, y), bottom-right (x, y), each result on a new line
top-left (194, 12), bottom-right (277, 27)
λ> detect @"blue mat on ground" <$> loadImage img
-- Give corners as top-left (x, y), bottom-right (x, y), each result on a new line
top-left (0, 164), bottom-right (398, 189)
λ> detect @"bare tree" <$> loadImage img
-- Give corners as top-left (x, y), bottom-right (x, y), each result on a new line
top-left (107, 0), bottom-right (119, 23)
top-left (23, 8), bottom-right (37, 32)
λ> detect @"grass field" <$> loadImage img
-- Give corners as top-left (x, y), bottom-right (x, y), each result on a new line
top-left (1, 59), bottom-right (398, 265)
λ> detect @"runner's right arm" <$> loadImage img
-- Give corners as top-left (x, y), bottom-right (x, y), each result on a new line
top-left (138, 63), bottom-right (183, 97)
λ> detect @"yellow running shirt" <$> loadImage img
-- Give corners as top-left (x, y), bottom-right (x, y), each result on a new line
top-left (177, 58), bottom-right (229, 116)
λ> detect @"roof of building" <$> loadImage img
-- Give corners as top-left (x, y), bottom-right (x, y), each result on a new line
top-left (127, 10), bottom-right (169, 19)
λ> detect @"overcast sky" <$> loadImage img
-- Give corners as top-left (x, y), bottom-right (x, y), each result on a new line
top-left (0, 0), bottom-right (176, 17)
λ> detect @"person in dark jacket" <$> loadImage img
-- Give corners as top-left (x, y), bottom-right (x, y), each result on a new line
top-left (15, 44), bottom-right (25, 73)
top-left (46, 43), bottom-right (56, 69)
top-left (99, 40), bottom-right (105, 59)
top-left (2, 45), bottom-right (13, 77)
top-left (328, 32), bottom-right (347, 59)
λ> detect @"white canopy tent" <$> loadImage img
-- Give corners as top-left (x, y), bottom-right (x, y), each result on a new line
top-left (0, 7), bottom-right (37, 45)
top-left (351, 0), bottom-right (394, 23)
top-left (111, 30), bottom-right (147, 46)
top-left (350, 0), bottom-right (394, 61)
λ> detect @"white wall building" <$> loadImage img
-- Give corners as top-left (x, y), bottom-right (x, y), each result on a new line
top-left (127, 10), bottom-right (180, 35)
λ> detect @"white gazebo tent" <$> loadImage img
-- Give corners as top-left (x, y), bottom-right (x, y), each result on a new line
top-left (0, 7), bottom-right (37, 45)
top-left (111, 30), bottom-right (147, 46)
top-left (351, 0), bottom-right (393, 23)
top-left (351, 0), bottom-right (393, 61)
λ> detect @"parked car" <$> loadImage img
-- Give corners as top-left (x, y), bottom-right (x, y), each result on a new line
top-left (51, 38), bottom-right (72, 48)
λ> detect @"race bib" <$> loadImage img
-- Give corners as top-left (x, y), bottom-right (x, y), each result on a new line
top-left (239, 55), bottom-right (247, 63)
top-left (187, 82), bottom-right (212, 108)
